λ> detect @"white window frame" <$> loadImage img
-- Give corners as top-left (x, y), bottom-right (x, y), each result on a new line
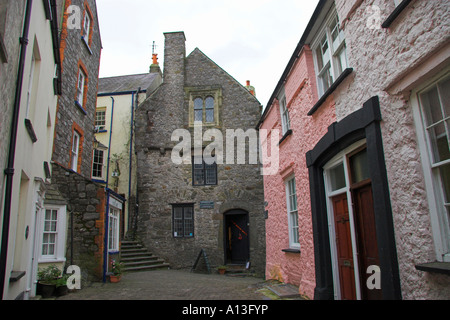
top-left (71, 131), bottom-right (80, 171)
top-left (38, 206), bottom-right (67, 263)
top-left (279, 95), bottom-right (291, 135)
top-left (411, 69), bottom-right (450, 263)
top-left (285, 176), bottom-right (300, 249)
top-left (83, 9), bottom-right (91, 41)
top-left (77, 68), bottom-right (86, 105)
top-left (92, 148), bottom-right (105, 179)
top-left (311, 9), bottom-right (348, 97)
top-left (108, 206), bottom-right (120, 253)
top-left (95, 109), bottom-right (106, 131)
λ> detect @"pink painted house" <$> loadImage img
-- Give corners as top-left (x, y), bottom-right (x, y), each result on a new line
top-left (261, 0), bottom-right (450, 300)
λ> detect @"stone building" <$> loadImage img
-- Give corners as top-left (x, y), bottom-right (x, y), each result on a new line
top-left (261, 0), bottom-right (450, 300)
top-left (47, 0), bottom-right (112, 284)
top-left (0, 0), bottom-right (62, 300)
top-left (135, 32), bottom-right (266, 274)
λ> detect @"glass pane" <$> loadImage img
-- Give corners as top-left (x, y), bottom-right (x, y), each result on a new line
top-left (194, 110), bottom-right (203, 122)
top-left (184, 207), bottom-right (193, 220)
top-left (194, 98), bottom-right (203, 110)
top-left (42, 244), bottom-right (48, 255)
top-left (205, 97), bottom-right (214, 109)
top-left (174, 207), bottom-right (183, 220)
top-left (350, 149), bottom-right (370, 184)
top-left (329, 163), bottom-right (346, 191)
top-left (205, 165), bottom-right (217, 185)
top-left (421, 86), bottom-right (443, 126)
top-left (438, 77), bottom-right (450, 117)
top-left (320, 67), bottom-right (333, 93)
top-left (205, 109), bottom-right (214, 123)
top-left (428, 122), bottom-right (450, 163)
top-left (52, 210), bottom-right (57, 221)
top-left (291, 211), bottom-right (299, 244)
top-left (48, 244), bottom-right (55, 255)
top-left (316, 46), bottom-right (324, 71)
top-left (439, 163), bottom-right (450, 204)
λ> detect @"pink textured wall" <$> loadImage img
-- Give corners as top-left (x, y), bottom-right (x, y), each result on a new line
top-left (262, 47), bottom-right (337, 299)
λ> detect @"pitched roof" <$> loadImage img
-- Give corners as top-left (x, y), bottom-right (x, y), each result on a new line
top-left (98, 73), bottom-right (159, 95)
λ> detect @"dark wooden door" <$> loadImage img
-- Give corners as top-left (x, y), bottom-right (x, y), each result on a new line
top-left (225, 212), bottom-right (249, 264)
top-left (353, 183), bottom-right (382, 300)
top-left (332, 193), bottom-right (357, 300)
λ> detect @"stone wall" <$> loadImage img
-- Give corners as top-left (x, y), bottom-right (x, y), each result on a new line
top-left (51, 162), bottom-right (106, 283)
top-left (52, 0), bottom-right (102, 178)
top-left (334, 0), bottom-right (450, 299)
top-left (135, 32), bottom-right (266, 274)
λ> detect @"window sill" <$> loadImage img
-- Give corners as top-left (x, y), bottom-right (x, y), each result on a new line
top-left (92, 178), bottom-right (106, 184)
top-left (75, 100), bottom-right (87, 115)
top-left (308, 68), bottom-right (353, 116)
top-left (10, 271), bottom-right (26, 283)
top-left (278, 129), bottom-right (293, 146)
top-left (282, 248), bottom-right (301, 254)
top-left (382, 0), bottom-right (412, 28)
top-left (24, 119), bottom-right (38, 143)
top-left (415, 262), bottom-right (450, 275)
top-left (81, 36), bottom-right (93, 55)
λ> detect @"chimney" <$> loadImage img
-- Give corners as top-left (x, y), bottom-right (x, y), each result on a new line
top-left (163, 31), bottom-right (186, 85)
top-left (150, 53), bottom-right (161, 74)
top-left (245, 80), bottom-right (256, 96)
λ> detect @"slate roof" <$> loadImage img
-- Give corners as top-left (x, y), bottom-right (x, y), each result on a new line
top-left (98, 73), bottom-right (159, 95)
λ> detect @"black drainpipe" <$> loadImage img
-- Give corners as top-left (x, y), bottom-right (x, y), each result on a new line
top-left (0, 0), bottom-right (33, 300)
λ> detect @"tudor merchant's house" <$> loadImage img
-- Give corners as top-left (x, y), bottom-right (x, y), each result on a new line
top-left (134, 32), bottom-right (266, 274)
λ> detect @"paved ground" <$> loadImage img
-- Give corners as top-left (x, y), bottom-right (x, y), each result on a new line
top-left (56, 269), bottom-right (285, 300)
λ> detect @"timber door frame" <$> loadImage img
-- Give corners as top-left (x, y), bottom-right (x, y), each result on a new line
top-left (306, 96), bottom-right (402, 300)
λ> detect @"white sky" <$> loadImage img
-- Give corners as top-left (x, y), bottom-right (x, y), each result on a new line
top-left (96, 0), bottom-right (319, 108)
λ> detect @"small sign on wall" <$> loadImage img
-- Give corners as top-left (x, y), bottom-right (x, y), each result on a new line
top-left (200, 201), bottom-right (215, 209)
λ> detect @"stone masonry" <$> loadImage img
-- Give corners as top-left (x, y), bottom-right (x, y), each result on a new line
top-left (135, 32), bottom-right (266, 274)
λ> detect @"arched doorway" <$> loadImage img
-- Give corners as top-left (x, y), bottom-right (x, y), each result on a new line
top-left (224, 210), bottom-right (250, 265)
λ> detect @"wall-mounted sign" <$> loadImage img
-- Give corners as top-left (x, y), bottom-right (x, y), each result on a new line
top-left (200, 201), bottom-right (215, 209)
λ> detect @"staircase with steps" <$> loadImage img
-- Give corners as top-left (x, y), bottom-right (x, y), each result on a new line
top-left (120, 240), bottom-right (170, 273)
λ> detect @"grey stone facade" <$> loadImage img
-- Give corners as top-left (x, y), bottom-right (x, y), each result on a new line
top-left (135, 32), bottom-right (266, 274)
top-left (52, 0), bottom-right (102, 178)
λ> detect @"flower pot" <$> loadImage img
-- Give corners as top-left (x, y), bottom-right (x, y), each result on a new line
top-left (55, 285), bottom-right (69, 297)
top-left (218, 269), bottom-right (227, 275)
top-left (109, 274), bottom-right (121, 283)
top-left (39, 283), bottom-right (56, 298)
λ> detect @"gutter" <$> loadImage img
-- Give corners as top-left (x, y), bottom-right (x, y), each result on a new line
top-left (102, 96), bottom-right (114, 283)
top-left (0, 0), bottom-right (33, 300)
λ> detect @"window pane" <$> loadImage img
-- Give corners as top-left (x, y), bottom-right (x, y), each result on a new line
top-left (206, 109), bottom-right (215, 123)
top-left (330, 163), bottom-right (346, 191)
top-left (350, 149), bottom-right (370, 184)
top-left (422, 86), bottom-right (443, 126)
top-left (290, 211), bottom-right (299, 245)
top-left (438, 77), bottom-right (450, 117)
top-left (174, 207), bottom-right (183, 220)
top-left (428, 122), bottom-right (450, 163)
top-left (320, 67), bottom-right (333, 94)
top-left (205, 163), bottom-right (217, 185)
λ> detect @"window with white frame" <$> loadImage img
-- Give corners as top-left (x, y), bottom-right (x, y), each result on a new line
top-left (95, 109), bottom-right (106, 131)
top-left (280, 95), bottom-right (291, 135)
top-left (39, 206), bottom-right (67, 262)
top-left (83, 8), bottom-right (91, 41)
top-left (312, 10), bottom-right (348, 97)
top-left (286, 176), bottom-right (300, 249)
top-left (92, 149), bottom-right (104, 179)
top-left (71, 131), bottom-right (80, 171)
top-left (108, 207), bottom-right (120, 252)
top-left (414, 72), bottom-right (450, 262)
top-left (76, 68), bottom-right (86, 107)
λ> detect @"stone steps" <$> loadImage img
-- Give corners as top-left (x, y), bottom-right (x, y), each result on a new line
top-left (120, 240), bottom-right (170, 272)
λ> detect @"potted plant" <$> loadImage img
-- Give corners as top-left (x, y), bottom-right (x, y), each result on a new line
top-left (55, 274), bottom-right (70, 297)
top-left (37, 265), bottom-right (61, 298)
top-left (109, 259), bottom-right (123, 283)
top-left (217, 266), bottom-right (228, 275)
